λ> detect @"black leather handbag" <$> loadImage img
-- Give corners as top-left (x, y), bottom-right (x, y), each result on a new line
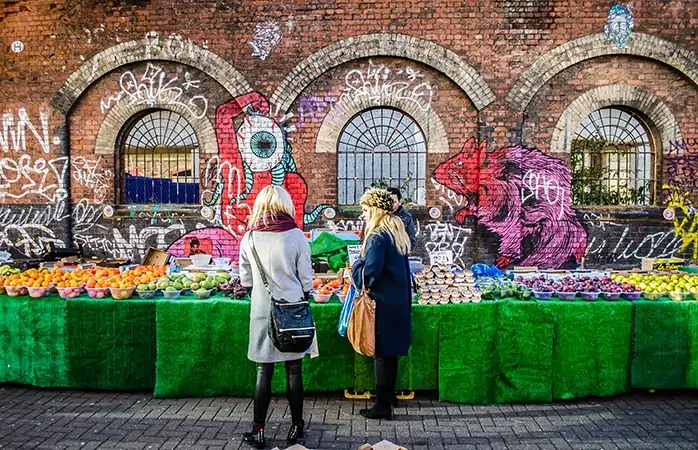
top-left (249, 232), bottom-right (315, 353)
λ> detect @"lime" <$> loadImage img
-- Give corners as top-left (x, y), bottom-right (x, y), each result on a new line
top-left (137, 284), bottom-right (149, 291)
top-left (148, 282), bottom-right (157, 291)
top-left (191, 282), bottom-right (200, 290)
top-left (173, 282), bottom-right (184, 290)
top-left (165, 286), bottom-right (177, 292)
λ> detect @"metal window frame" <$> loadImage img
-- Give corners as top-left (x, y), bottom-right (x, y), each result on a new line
top-left (570, 106), bottom-right (658, 207)
top-left (115, 109), bottom-right (201, 206)
top-left (336, 107), bottom-right (428, 206)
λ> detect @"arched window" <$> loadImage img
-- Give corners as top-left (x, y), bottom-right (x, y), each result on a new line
top-left (337, 107), bottom-right (426, 205)
top-left (118, 110), bottom-right (200, 204)
top-left (571, 107), bottom-right (655, 205)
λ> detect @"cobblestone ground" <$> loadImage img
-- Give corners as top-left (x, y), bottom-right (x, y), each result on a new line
top-left (1, 385), bottom-right (698, 450)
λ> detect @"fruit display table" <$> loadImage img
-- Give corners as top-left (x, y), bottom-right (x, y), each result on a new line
top-left (1, 294), bottom-right (697, 402)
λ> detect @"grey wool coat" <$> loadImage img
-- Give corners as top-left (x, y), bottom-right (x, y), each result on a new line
top-left (239, 229), bottom-right (319, 363)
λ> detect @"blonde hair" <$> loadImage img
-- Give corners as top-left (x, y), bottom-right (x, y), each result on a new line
top-left (248, 185), bottom-right (296, 228)
top-left (360, 189), bottom-right (411, 257)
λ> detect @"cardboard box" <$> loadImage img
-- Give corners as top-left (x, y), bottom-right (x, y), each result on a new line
top-left (143, 248), bottom-right (173, 266)
top-left (641, 257), bottom-right (684, 272)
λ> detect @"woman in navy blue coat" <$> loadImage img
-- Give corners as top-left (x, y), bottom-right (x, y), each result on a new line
top-left (351, 188), bottom-right (412, 420)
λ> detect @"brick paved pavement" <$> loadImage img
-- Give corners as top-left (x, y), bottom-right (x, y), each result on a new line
top-left (1, 385), bottom-right (697, 450)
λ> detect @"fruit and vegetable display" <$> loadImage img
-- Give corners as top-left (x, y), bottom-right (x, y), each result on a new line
top-left (0, 265), bottom-right (21, 277)
top-left (0, 265), bottom-right (234, 300)
top-left (515, 275), bottom-right (640, 301)
top-left (479, 278), bottom-right (532, 301)
top-left (218, 277), bottom-right (249, 300)
top-left (414, 265), bottom-right (481, 305)
top-left (611, 272), bottom-right (698, 301)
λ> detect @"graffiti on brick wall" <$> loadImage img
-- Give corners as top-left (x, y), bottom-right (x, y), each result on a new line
top-left (296, 60), bottom-right (435, 128)
top-left (421, 221), bottom-right (473, 268)
top-left (582, 212), bottom-right (682, 265)
top-left (172, 92), bottom-right (331, 259)
top-left (75, 223), bottom-right (187, 261)
top-left (249, 20), bottom-right (282, 61)
top-left (0, 155), bottom-right (70, 202)
top-left (433, 138), bottom-right (587, 269)
top-left (663, 139), bottom-right (698, 259)
top-left (71, 156), bottom-right (112, 204)
top-left (605, 3), bottom-right (634, 49)
top-left (99, 63), bottom-right (209, 119)
top-left (431, 178), bottom-right (467, 214)
top-left (1, 108), bottom-right (56, 154)
top-left (144, 31), bottom-right (209, 60)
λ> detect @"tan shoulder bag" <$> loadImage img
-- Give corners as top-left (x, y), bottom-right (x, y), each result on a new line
top-left (347, 270), bottom-right (376, 357)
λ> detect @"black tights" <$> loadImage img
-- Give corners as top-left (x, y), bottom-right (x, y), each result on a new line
top-left (253, 359), bottom-right (303, 427)
top-left (374, 356), bottom-right (398, 409)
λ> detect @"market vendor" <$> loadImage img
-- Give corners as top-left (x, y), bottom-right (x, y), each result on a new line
top-left (387, 188), bottom-right (416, 251)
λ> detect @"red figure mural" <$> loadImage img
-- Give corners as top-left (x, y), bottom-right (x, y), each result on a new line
top-left (167, 93), bottom-right (328, 260)
top-left (433, 138), bottom-right (587, 269)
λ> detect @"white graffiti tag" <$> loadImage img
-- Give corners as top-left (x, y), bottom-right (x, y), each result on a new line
top-left (521, 169), bottom-right (566, 220)
top-left (0, 109), bottom-right (52, 154)
top-left (71, 156), bottom-right (112, 203)
top-left (341, 60), bottom-right (434, 112)
top-left (422, 221), bottom-right (473, 268)
top-left (0, 155), bottom-right (69, 202)
top-left (100, 63), bottom-right (208, 118)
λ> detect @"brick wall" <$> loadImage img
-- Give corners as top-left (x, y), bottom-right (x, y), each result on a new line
top-left (2, 0), bottom-right (698, 268)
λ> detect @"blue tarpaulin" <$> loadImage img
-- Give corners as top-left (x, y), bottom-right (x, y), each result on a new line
top-left (125, 175), bottom-right (199, 204)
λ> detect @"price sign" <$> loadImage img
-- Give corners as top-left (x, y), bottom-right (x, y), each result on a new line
top-left (347, 245), bottom-right (361, 266)
top-left (429, 250), bottom-right (453, 267)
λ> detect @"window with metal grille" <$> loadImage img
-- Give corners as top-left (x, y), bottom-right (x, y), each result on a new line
top-left (337, 108), bottom-right (427, 205)
top-left (119, 110), bottom-right (200, 204)
top-left (571, 107), bottom-right (655, 206)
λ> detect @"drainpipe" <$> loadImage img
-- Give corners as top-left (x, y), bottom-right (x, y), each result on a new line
top-left (60, 117), bottom-right (74, 249)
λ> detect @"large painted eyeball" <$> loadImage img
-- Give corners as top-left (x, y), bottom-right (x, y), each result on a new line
top-left (237, 115), bottom-right (285, 172)
top-left (250, 131), bottom-right (277, 158)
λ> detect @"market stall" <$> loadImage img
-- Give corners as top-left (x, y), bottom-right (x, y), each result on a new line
top-left (2, 256), bottom-right (698, 403)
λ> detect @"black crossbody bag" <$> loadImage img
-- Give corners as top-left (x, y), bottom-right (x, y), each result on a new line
top-left (249, 232), bottom-right (315, 353)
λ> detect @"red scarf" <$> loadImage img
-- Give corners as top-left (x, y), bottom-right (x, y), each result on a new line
top-left (250, 212), bottom-right (298, 232)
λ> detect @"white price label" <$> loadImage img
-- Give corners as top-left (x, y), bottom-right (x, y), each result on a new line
top-left (347, 245), bottom-right (361, 266)
top-left (429, 250), bottom-right (453, 267)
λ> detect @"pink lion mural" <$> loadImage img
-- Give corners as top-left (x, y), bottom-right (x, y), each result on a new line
top-left (433, 138), bottom-right (587, 269)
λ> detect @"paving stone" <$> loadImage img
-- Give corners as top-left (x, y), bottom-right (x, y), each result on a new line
top-left (1, 388), bottom-right (698, 449)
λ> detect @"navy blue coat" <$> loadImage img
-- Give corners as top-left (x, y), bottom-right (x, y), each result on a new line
top-left (351, 231), bottom-right (412, 357)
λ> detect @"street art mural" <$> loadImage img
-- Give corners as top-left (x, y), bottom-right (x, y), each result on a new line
top-left (249, 20), bottom-right (282, 61)
top-left (168, 93), bottom-right (330, 259)
top-left (433, 138), bottom-right (587, 269)
top-left (604, 3), bottom-right (635, 49)
top-left (663, 139), bottom-right (698, 259)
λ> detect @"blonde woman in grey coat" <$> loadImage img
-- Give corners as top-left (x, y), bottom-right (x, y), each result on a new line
top-left (238, 185), bottom-right (318, 449)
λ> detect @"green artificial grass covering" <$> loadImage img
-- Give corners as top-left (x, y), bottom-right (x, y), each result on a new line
top-left (65, 297), bottom-right (157, 390)
top-left (438, 302), bottom-right (497, 404)
top-left (154, 298), bottom-right (355, 398)
top-left (496, 300), bottom-right (554, 403)
top-left (631, 300), bottom-right (692, 389)
top-left (541, 299), bottom-right (632, 400)
top-left (0, 295), bottom-right (68, 387)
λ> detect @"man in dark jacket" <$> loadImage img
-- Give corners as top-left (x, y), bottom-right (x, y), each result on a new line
top-left (387, 187), bottom-right (417, 252)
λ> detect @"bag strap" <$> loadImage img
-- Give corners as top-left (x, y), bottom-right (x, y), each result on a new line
top-left (249, 231), bottom-right (274, 299)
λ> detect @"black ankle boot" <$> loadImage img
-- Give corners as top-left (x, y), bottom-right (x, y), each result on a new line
top-left (359, 403), bottom-right (394, 420)
top-left (287, 420), bottom-right (305, 444)
top-left (242, 428), bottom-right (265, 449)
